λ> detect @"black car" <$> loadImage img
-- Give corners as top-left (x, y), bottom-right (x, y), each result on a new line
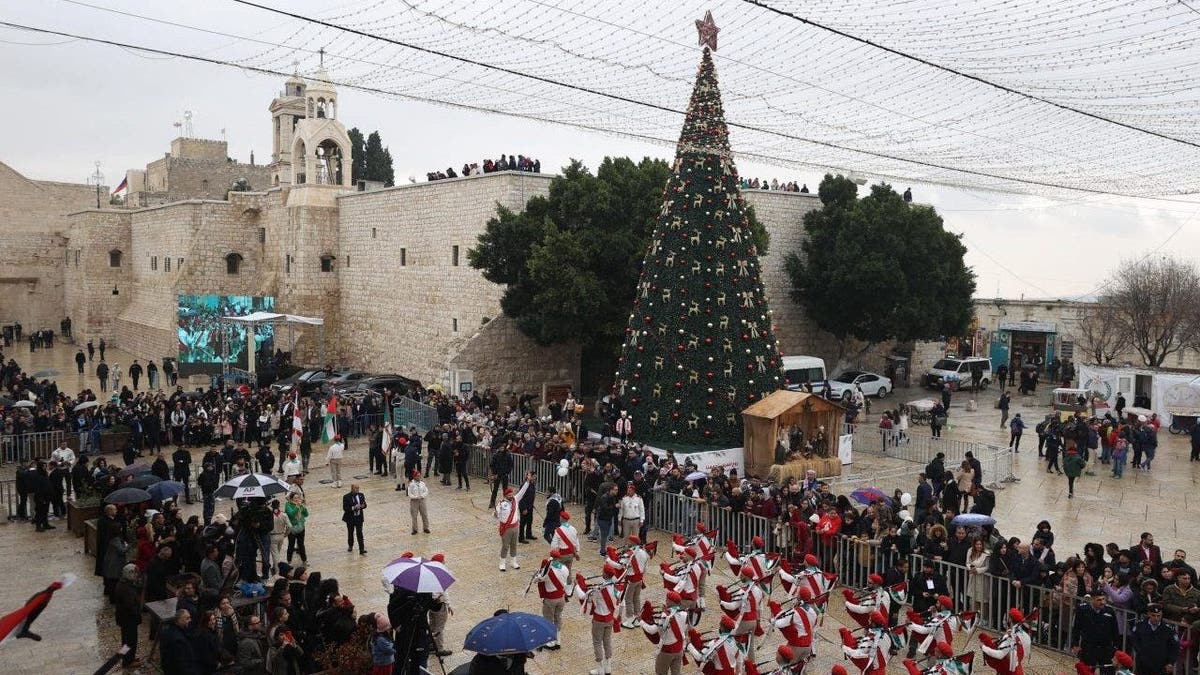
top-left (269, 368), bottom-right (334, 395)
top-left (336, 374), bottom-right (424, 399)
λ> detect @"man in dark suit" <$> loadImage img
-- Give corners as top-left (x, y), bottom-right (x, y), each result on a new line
top-left (342, 484), bottom-right (367, 555)
top-left (1133, 532), bottom-right (1162, 571)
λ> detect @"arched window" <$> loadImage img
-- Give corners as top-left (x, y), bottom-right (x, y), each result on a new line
top-left (225, 253), bottom-right (244, 275)
top-left (108, 249), bottom-right (122, 267)
top-left (320, 254), bottom-right (334, 273)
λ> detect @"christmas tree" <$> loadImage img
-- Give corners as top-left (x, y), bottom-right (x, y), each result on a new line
top-left (613, 26), bottom-right (783, 447)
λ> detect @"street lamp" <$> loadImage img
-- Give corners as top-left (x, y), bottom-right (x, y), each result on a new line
top-left (87, 161), bottom-right (104, 209)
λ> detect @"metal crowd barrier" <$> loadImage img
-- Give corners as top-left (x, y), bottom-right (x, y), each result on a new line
top-left (391, 397), bottom-right (438, 434)
top-left (0, 479), bottom-right (17, 519)
top-left (0, 430), bottom-right (70, 465)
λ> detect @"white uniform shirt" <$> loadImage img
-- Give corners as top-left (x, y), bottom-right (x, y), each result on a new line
top-left (326, 441), bottom-right (344, 462)
top-left (619, 494), bottom-right (645, 520)
top-left (408, 480), bottom-right (429, 499)
top-left (50, 446), bottom-right (76, 468)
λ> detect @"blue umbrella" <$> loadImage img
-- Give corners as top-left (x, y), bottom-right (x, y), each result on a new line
top-left (147, 481), bottom-right (187, 502)
top-left (951, 513), bottom-right (996, 527)
top-left (463, 611), bottom-right (557, 655)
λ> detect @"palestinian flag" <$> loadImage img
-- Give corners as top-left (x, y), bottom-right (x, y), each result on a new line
top-left (322, 393), bottom-right (338, 443)
top-left (111, 176), bottom-right (128, 195)
top-left (0, 574), bottom-right (75, 645)
top-left (957, 610), bottom-right (979, 632)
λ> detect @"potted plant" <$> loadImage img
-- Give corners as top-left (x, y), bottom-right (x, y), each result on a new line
top-left (99, 424), bottom-right (133, 454)
top-left (67, 484), bottom-right (104, 537)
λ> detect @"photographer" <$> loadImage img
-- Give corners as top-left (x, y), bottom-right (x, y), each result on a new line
top-left (387, 587), bottom-right (444, 675)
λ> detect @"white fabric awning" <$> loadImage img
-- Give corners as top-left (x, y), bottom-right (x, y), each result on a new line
top-left (226, 312), bottom-right (324, 326)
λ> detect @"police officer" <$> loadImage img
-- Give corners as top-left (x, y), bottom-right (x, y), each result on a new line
top-left (1071, 589), bottom-right (1119, 667)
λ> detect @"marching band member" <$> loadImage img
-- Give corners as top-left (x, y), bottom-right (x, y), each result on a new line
top-left (725, 535), bottom-right (773, 580)
top-left (687, 615), bottom-right (747, 675)
top-left (767, 586), bottom-right (819, 666)
top-left (839, 610), bottom-right (905, 675)
top-left (903, 641), bottom-right (974, 675)
top-left (745, 644), bottom-right (810, 675)
top-left (718, 566), bottom-right (767, 660)
top-left (842, 574), bottom-right (894, 630)
top-left (1074, 650), bottom-right (1134, 675)
top-left (534, 549), bottom-right (570, 650)
top-left (495, 481), bottom-right (531, 571)
top-left (621, 535), bottom-right (652, 628)
top-left (639, 590), bottom-right (691, 675)
top-left (979, 608), bottom-right (1033, 675)
top-left (673, 525), bottom-right (716, 606)
top-left (779, 554), bottom-right (838, 602)
top-left (662, 546), bottom-right (704, 625)
top-left (550, 510), bottom-right (581, 573)
top-left (905, 595), bottom-right (976, 660)
top-left (575, 557), bottom-right (625, 675)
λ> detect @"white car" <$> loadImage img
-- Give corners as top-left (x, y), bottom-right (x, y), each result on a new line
top-left (827, 371), bottom-right (893, 400)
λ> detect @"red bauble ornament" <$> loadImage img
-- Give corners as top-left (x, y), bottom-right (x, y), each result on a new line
top-left (677, 344), bottom-right (686, 352)
top-left (643, 316), bottom-right (653, 324)
top-left (637, 345), bottom-right (645, 352)
top-left (704, 429), bottom-right (713, 438)
top-left (742, 333), bottom-right (750, 341)
top-left (630, 397), bottom-right (639, 406)
top-left (746, 363), bottom-right (754, 371)
top-left (633, 372), bottom-right (640, 380)
top-left (706, 399), bottom-right (714, 408)
top-left (675, 381), bottom-right (683, 389)
top-left (672, 411), bottom-right (681, 420)
top-left (705, 337), bottom-right (712, 345)
top-left (747, 393), bottom-right (757, 401)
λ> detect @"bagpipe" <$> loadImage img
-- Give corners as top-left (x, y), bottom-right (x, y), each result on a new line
top-left (978, 609), bottom-right (1037, 675)
top-left (903, 651), bottom-right (975, 675)
top-left (839, 624), bottom-right (908, 675)
top-left (745, 651), bottom-right (815, 675)
top-left (843, 583), bottom-right (906, 629)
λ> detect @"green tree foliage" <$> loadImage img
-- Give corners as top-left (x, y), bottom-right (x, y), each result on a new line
top-left (784, 174), bottom-right (976, 362)
top-left (347, 127), bottom-right (367, 185)
top-left (363, 131), bottom-right (394, 187)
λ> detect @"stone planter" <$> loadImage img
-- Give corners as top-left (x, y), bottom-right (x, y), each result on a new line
top-left (67, 500), bottom-right (103, 536)
top-left (98, 431), bottom-right (132, 454)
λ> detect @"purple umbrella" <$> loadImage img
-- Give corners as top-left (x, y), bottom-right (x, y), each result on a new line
top-left (850, 486), bottom-right (893, 507)
top-left (382, 557), bottom-right (457, 594)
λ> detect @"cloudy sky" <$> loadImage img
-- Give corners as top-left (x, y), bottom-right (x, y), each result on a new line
top-left (3, 0), bottom-right (1198, 301)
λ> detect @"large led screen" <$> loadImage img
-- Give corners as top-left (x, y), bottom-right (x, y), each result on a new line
top-left (177, 295), bottom-right (275, 372)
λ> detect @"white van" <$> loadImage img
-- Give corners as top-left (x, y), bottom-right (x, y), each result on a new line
top-left (782, 355), bottom-right (828, 393)
top-left (923, 356), bottom-right (992, 390)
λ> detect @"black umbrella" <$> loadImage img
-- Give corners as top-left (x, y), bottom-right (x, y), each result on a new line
top-left (214, 473), bottom-right (290, 500)
top-left (127, 474), bottom-right (163, 490)
top-left (117, 464), bottom-right (151, 479)
top-left (104, 487), bottom-right (152, 505)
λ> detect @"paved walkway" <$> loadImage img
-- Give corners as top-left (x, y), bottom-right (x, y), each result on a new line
top-left (0, 342), bottom-right (1195, 673)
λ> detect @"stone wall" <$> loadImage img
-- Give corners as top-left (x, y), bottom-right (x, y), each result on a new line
top-left (447, 314), bottom-right (580, 395)
top-left (62, 210), bottom-right (133, 345)
top-left (335, 171), bottom-right (553, 383)
top-left (0, 162), bottom-right (101, 330)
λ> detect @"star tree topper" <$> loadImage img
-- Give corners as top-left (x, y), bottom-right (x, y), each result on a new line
top-left (695, 10), bottom-right (719, 51)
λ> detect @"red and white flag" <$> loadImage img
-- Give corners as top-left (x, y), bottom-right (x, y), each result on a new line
top-left (290, 390), bottom-right (304, 454)
top-left (0, 574), bottom-right (75, 646)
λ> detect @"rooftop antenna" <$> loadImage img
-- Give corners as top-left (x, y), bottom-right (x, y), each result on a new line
top-left (87, 161), bottom-right (104, 209)
top-left (291, 59), bottom-right (299, 75)
top-left (220, 128), bottom-right (227, 142)
top-left (183, 110), bottom-right (194, 138)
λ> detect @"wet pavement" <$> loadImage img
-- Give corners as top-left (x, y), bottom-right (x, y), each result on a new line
top-left (0, 343), bottom-right (1195, 673)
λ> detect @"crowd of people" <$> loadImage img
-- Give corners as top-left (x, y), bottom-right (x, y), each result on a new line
top-left (425, 154), bottom-right (541, 181)
top-left (739, 178), bottom-right (809, 192)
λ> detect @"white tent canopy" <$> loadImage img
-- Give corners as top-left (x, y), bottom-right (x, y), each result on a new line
top-left (226, 312), bottom-right (324, 326)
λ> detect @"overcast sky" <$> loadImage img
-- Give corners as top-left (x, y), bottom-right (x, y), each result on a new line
top-left (3, 0), bottom-right (1198, 302)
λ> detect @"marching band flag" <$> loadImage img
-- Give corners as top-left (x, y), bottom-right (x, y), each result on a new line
top-left (111, 176), bottom-right (128, 195)
top-left (290, 390), bottom-right (303, 453)
top-left (321, 393), bottom-right (338, 443)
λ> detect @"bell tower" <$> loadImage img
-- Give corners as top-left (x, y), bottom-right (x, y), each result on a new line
top-left (268, 64), bottom-right (307, 187)
top-left (289, 65), bottom-right (353, 190)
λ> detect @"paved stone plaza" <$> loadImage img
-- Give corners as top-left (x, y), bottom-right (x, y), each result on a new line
top-left (0, 344), bottom-right (1196, 674)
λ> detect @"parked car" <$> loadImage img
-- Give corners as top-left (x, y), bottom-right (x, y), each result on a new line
top-left (923, 356), bottom-right (992, 390)
top-left (336, 374), bottom-right (424, 399)
top-left (827, 371), bottom-right (893, 400)
top-left (324, 369), bottom-right (373, 389)
top-left (270, 368), bottom-right (334, 395)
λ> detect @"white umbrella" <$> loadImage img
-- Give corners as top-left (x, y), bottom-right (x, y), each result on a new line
top-left (214, 473), bottom-right (290, 499)
top-left (13, 400), bottom-right (35, 408)
top-left (73, 401), bottom-right (100, 411)
top-left (685, 471), bottom-right (707, 482)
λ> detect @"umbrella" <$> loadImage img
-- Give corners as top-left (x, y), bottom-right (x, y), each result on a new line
top-left (127, 474), bottom-right (163, 489)
top-left (685, 471), bottom-right (707, 482)
top-left (104, 487), bottom-right (152, 505)
top-left (463, 611), bottom-right (557, 655)
top-left (850, 487), bottom-right (893, 506)
top-left (147, 481), bottom-right (187, 502)
top-left (32, 369), bottom-right (58, 378)
top-left (13, 400), bottom-right (35, 408)
top-left (383, 557), bottom-right (456, 594)
top-left (73, 401), bottom-right (100, 411)
top-left (950, 513), bottom-right (996, 527)
top-left (118, 464), bottom-right (151, 479)
top-left (214, 473), bottom-right (290, 500)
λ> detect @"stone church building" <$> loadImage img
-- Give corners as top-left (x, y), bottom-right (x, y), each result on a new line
top-left (2, 71), bottom-right (837, 395)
